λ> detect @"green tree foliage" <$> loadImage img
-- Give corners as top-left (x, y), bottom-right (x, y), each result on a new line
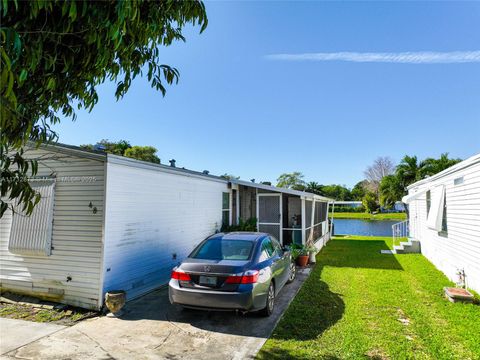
top-left (351, 180), bottom-right (368, 200)
top-left (124, 146), bottom-right (160, 164)
top-left (1, 0), bottom-right (207, 217)
top-left (379, 153), bottom-right (463, 205)
top-left (305, 181), bottom-right (323, 195)
top-left (362, 192), bottom-right (379, 213)
top-left (80, 139), bottom-right (132, 155)
top-left (420, 153), bottom-right (461, 178)
top-left (379, 175), bottom-right (403, 209)
top-left (320, 184), bottom-right (353, 201)
top-left (304, 181), bottom-right (354, 200)
top-left (277, 172), bottom-right (305, 190)
top-left (81, 140), bottom-right (160, 163)
top-left (395, 155), bottom-right (423, 189)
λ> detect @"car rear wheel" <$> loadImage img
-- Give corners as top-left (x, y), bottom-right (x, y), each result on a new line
top-left (287, 261), bottom-right (296, 284)
top-left (260, 282), bottom-right (275, 317)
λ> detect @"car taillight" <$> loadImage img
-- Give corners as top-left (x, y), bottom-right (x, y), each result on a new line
top-left (171, 270), bottom-right (191, 281)
top-left (225, 270), bottom-right (259, 284)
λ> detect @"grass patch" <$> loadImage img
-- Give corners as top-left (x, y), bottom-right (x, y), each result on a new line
top-left (0, 302), bottom-right (97, 326)
top-left (330, 212), bottom-right (407, 221)
top-left (258, 236), bottom-right (480, 359)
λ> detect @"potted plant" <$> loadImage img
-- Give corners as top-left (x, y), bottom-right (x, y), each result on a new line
top-left (290, 244), bottom-right (309, 267)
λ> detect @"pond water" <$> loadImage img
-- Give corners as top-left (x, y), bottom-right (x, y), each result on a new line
top-left (333, 219), bottom-right (397, 237)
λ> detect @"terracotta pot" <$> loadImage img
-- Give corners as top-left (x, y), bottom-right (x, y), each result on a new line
top-left (296, 255), bottom-right (309, 267)
top-left (105, 290), bottom-right (126, 314)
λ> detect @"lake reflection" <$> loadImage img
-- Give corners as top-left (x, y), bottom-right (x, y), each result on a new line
top-left (333, 219), bottom-right (397, 237)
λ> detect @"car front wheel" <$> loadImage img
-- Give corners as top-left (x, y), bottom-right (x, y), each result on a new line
top-left (260, 282), bottom-right (275, 317)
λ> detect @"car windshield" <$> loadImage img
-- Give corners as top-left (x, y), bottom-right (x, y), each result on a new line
top-left (190, 239), bottom-right (254, 261)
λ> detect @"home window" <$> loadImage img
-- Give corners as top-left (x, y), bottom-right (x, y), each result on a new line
top-left (440, 195), bottom-right (448, 235)
top-left (222, 192), bottom-right (230, 226)
top-left (9, 179), bottom-right (55, 256)
top-left (426, 185), bottom-right (446, 233)
top-left (454, 177), bottom-right (464, 186)
top-left (426, 190), bottom-right (431, 217)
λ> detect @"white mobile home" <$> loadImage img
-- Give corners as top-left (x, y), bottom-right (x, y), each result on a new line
top-left (402, 153), bottom-right (480, 293)
top-left (1, 143), bottom-right (332, 309)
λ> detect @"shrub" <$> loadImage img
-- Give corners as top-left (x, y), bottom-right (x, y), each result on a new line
top-left (362, 193), bottom-right (379, 213)
top-left (221, 217), bottom-right (257, 232)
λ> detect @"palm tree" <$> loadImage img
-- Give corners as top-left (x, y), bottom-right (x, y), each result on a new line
top-left (420, 153), bottom-right (461, 177)
top-left (306, 181), bottom-right (323, 195)
top-left (396, 155), bottom-right (424, 189)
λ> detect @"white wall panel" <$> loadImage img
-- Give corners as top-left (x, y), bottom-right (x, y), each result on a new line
top-left (0, 147), bottom-right (105, 309)
top-left (103, 160), bottom-right (228, 301)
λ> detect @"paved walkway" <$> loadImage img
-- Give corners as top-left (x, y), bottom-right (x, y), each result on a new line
top-left (0, 318), bottom-right (65, 356)
top-left (2, 268), bottom-right (310, 360)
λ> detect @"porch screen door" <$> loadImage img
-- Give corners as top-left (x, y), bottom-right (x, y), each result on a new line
top-left (257, 193), bottom-right (282, 243)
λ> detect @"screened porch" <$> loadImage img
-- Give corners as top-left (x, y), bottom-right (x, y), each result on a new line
top-left (229, 180), bottom-right (332, 246)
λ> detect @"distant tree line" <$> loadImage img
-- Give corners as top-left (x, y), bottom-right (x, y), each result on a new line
top-left (274, 153), bottom-right (461, 213)
top-left (81, 139), bottom-right (160, 164)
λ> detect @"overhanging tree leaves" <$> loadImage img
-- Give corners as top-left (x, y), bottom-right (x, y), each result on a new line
top-left (0, 0), bottom-right (208, 217)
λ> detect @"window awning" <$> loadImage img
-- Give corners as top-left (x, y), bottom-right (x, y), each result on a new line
top-left (426, 185), bottom-right (445, 231)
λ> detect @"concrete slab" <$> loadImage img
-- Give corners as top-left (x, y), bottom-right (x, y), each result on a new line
top-left (5, 268), bottom-right (311, 360)
top-left (0, 318), bottom-right (65, 355)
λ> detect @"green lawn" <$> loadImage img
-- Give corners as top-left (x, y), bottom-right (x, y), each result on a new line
top-left (330, 212), bottom-right (407, 221)
top-left (258, 236), bottom-right (480, 360)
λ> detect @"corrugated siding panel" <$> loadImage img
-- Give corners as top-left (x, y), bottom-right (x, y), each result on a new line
top-left (9, 180), bottom-right (55, 256)
top-left (103, 162), bottom-right (228, 301)
top-left (0, 148), bottom-right (105, 310)
top-left (407, 159), bottom-right (480, 293)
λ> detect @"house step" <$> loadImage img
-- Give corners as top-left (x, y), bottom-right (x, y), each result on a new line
top-left (394, 238), bottom-right (421, 254)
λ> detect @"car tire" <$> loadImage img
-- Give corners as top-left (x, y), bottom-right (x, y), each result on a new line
top-left (286, 261), bottom-right (296, 284)
top-left (260, 282), bottom-right (275, 317)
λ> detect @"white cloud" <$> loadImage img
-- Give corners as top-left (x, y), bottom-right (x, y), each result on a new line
top-left (265, 51), bottom-right (480, 64)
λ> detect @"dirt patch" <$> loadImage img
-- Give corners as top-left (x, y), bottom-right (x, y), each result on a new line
top-left (0, 292), bottom-right (98, 326)
top-left (366, 348), bottom-right (390, 360)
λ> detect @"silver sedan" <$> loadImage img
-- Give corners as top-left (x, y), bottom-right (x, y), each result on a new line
top-left (169, 232), bottom-right (296, 316)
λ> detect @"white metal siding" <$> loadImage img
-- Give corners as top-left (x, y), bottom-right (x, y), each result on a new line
top-left (102, 160), bottom-right (228, 301)
top-left (0, 148), bottom-right (105, 309)
top-left (407, 158), bottom-right (480, 293)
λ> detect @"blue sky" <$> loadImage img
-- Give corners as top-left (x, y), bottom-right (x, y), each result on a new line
top-left (55, 1), bottom-right (480, 188)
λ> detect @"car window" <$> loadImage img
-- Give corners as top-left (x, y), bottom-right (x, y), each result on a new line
top-left (270, 237), bottom-right (283, 255)
top-left (190, 239), bottom-right (253, 260)
top-left (259, 238), bottom-right (275, 262)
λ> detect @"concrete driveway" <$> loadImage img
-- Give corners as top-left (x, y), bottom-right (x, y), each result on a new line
top-left (0, 318), bottom-right (65, 356)
top-left (2, 268), bottom-right (310, 360)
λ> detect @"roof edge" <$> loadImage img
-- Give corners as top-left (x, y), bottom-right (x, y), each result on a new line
top-left (231, 179), bottom-right (334, 202)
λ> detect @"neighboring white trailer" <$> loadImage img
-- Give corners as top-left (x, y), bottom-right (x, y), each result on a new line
top-left (403, 153), bottom-right (480, 293)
